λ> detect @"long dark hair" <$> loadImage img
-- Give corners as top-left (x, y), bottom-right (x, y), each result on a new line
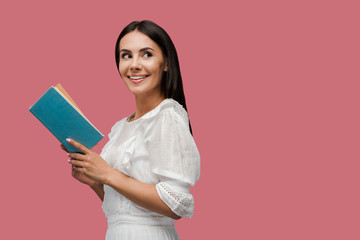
top-left (115, 20), bottom-right (192, 134)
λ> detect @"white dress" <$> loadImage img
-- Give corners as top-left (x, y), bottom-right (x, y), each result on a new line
top-left (100, 98), bottom-right (201, 240)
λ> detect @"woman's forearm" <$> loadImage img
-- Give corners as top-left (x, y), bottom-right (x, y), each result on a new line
top-left (90, 182), bottom-right (104, 201)
top-left (104, 169), bottom-right (180, 220)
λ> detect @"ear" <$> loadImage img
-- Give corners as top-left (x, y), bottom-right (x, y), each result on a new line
top-left (164, 62), bottom-right (168, 72)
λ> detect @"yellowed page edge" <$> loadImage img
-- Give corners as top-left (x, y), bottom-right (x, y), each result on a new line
top-left (53, 84), bottom-right (102, 134)
top-left (55, 83), bottom-right (84, 115)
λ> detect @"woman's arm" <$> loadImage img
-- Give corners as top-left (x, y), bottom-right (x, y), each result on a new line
top-left (66, 139), bottom-right (180, 220)
top-left (105, 169), bottom-right (180, 220)
top-left (90, 182), bottom-right (105, 201)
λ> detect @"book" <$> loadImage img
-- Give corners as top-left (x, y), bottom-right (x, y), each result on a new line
top-left (29, 84), bottom-right (104, 153)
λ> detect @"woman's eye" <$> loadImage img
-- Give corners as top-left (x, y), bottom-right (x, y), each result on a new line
top-left (143, 52), bottom-right (152, 58)
top-left (121, 53), bottom-right (131, 59)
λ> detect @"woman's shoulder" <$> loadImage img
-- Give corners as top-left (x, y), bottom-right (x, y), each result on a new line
top-left (150, 98), bottom-right (189, 125)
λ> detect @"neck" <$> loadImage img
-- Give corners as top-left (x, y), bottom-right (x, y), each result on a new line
top-left (132, 92), bottom-right (165, 121)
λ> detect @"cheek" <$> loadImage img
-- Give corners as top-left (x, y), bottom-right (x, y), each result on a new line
top-left (146, 61), bottom-right (164, 75)
top-left (118, 63), bottom-right (127, 77)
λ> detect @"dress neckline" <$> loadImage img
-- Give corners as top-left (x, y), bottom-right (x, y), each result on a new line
top-left (126, 98), bottom-right (172, 123)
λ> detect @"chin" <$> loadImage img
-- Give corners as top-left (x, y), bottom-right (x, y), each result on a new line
top-left (129, 86), bottom-right (150, 96)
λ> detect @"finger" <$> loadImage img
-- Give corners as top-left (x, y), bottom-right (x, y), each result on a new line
top-left (66, 138), bottom-right (91, 154)
top-left (60, 144), bottom-right (69, 153)
top-left (68, 159), bottom-right (85, 168)
top-left (72, 165), bottom-right (84, 174)
top-left (71, 165), bottom-right (82, 172)
top-left (68, 152), bottom-right (87, 161)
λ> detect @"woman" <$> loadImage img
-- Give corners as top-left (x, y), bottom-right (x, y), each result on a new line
top-left (62, 20), bottom-right (200, 239)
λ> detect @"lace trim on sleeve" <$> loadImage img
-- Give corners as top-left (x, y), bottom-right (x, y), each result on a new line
top-left (156, 181), bottom-right (194, 218)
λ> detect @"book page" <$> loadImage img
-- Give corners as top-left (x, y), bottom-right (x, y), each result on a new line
top-left (55, 83), bottom-right (84, 115)
top-left (53, 84), bottom-right (102, 135)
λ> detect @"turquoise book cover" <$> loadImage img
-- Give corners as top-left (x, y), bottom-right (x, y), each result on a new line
top-left (29, 85), bottom-right (104, 153)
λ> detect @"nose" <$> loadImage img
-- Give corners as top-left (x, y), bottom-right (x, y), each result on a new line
top-left (129, 56), bottom-right (142, 71)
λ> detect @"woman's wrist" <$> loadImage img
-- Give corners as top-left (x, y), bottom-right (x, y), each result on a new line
top-left (89, 180), bottom-right (105, 201)
top-left (89, 181), bottom-right (101, 189)
top-left (104, 168), bottom-right (127, 187)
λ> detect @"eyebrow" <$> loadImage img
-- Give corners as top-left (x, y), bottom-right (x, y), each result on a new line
top-left (119, 47), bottom-right (155, 53)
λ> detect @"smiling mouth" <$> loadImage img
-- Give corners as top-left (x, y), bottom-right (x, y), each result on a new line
top-left (128, 75), bottom-right (149, 84)
top-left (129, 75), bottom-right (148, 80)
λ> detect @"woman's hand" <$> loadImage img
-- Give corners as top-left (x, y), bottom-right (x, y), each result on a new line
top-left (64, 139), bottom-right (113, 185)
top-left (61, 144), bottom-right (96, 186)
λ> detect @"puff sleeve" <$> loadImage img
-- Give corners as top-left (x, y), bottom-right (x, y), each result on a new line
top-left (146, 105), bottom-right (200, 218)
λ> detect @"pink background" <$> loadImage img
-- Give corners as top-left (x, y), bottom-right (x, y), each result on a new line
top-left (1, 0), bottom-right (359, 239)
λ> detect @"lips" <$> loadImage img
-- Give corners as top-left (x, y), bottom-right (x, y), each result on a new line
top-left (128, 75), bottom-right (149, 84)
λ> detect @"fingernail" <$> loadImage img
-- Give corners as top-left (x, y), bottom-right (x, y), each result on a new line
top-left (66, 138), bottom-right (71, 142)
top-left (67, 159), bottom-right (71, 162)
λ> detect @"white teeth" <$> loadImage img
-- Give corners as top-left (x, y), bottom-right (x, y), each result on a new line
top-left (129, 76), bottom-right (147, 80)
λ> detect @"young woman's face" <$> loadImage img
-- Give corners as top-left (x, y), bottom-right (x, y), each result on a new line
top-left (118, 30), bottom-right (168, 97)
